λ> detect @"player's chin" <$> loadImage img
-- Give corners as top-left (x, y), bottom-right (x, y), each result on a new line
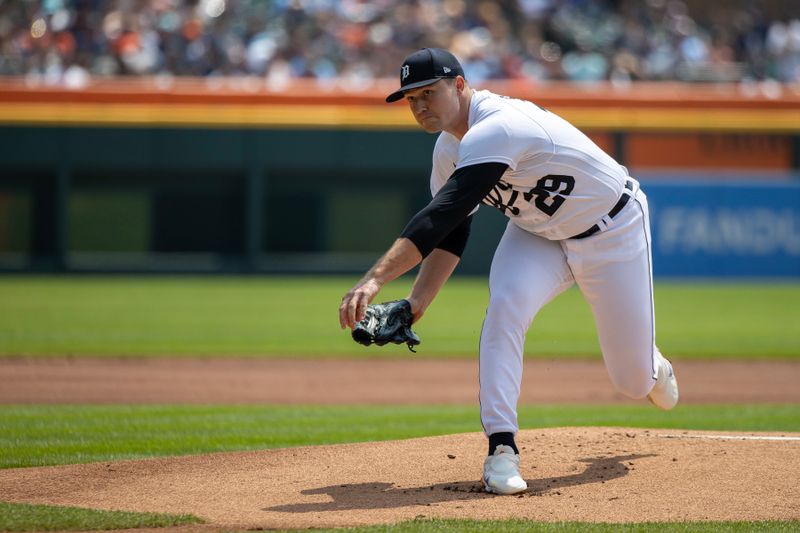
top-left (417, 119), bottom-right (442, 133)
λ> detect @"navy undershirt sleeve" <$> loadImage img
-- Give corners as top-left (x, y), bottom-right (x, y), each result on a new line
top-left (435, 214), bottom-right (472, 258)
top-left (400, 162), bottom-right (508, 257)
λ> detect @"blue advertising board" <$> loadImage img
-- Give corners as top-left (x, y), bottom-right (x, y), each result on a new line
top-left (642, 181), bottom-right (800, 278)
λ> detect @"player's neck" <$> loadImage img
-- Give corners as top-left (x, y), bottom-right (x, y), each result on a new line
top-left (445, 87), bottom-right (473, 140)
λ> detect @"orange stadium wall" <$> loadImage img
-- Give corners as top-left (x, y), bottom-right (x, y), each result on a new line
top-left (625, 133), bottom-right (795, 171)
top-left (0, 79), bottom-right (798, 274)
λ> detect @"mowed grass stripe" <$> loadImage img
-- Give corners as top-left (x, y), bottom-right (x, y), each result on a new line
top-left (0, 276), bottom-right (798, 358)
top-left (1, 404), bottom-right (798, 469)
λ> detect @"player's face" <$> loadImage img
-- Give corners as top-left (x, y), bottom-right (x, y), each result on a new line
top-left (404, 79), bottom-right (460, 133)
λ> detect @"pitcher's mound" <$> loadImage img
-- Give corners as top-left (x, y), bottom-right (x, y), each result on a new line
top-left (1, 427), bottom-right (798, 529)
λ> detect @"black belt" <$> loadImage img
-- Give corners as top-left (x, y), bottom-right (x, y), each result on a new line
top-left (570, 180), bottom-right (634, 240)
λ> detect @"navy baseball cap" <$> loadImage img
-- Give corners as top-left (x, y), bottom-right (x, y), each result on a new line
top-left (385, 48), bottom-right (465, 103)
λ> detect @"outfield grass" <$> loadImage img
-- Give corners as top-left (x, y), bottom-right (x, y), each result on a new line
top-left (1, 510), bottom-right (796, 533)
top-left (1, 404), bottom-right (798, 469)
top-left (0, 276), bottom-right (798, 358)
top-left (0, 501), bottom-right (202, 532)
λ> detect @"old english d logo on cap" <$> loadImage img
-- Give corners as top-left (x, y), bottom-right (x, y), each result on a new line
top-left (386, 48), bottom-right (465, 103)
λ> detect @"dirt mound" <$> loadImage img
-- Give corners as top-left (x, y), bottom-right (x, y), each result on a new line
top-left (1, 427), bottom-right (798, 529)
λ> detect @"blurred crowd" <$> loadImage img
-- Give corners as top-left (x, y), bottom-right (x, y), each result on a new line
top-left (1, 0), bottom-right (799, 88)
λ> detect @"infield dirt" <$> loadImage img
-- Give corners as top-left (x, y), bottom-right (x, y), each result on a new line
top-left (2, 357), bottom-right (799, 404)
top-left (1, 427), bottom-right (799, 529)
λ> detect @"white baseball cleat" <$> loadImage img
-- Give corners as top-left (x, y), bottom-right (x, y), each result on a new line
top-left (647, 352), bottom-right (679, 410)
top-left (483, 444), bottom-right (528, 495)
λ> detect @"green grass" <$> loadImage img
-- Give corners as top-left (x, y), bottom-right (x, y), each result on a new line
top-left (0, 501), bottom-right (202, 532)
top-left (270, 518), bottom-right (800, 532)
top-left (0, 276), bottom-right (798, 358)
top-left (1, 404), bottom-right (798, 469)
top-left (0, 276), bottom-right (797, 531)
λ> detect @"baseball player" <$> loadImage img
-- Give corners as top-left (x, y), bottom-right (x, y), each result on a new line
top-left (339, 48), bottom-right (679, 495)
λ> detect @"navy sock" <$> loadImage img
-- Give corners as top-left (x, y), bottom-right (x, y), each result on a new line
top-left (488, 432), bottom-right (518, 455)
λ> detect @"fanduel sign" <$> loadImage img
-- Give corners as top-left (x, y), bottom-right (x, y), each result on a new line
top-left (644, 181), bottom-right (800, 277)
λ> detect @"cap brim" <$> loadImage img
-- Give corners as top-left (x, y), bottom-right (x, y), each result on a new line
top-left (385, 77), bottom-right (444, 103)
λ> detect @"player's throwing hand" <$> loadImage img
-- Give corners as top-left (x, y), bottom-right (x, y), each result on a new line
top-left (339, 278), bottom-right (382, 329)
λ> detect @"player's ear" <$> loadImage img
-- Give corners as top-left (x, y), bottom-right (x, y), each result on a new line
top-left (455, 76), bottom-right (465, 93)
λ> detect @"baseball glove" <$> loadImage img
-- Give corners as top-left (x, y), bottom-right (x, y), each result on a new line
top-left (351, 299), bottom-right (421, 352)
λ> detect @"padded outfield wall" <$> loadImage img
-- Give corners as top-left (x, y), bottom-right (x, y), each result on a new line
top-left (0, 79), bottom-right (798, 277)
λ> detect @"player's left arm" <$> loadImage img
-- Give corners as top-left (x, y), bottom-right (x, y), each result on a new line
top-left (339, 237), bottom-right (423, 330)
top-left (406, 248), bottom-right (460, 324)
top-left (404, 210), bottom-right (472, 323)
top-left (339, 162), bottom-right (507, 330)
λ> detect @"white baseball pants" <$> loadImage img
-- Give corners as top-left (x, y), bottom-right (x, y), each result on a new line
top-left (479, 184), bottom-right (661, 436)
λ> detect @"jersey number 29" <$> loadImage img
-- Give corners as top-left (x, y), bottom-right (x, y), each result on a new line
top-left (524, 175), bottom-right (575, 216)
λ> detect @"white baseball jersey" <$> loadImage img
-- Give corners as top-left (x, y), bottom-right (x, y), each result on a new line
top-left (417, 90), bottom-right (669, 442)
top-left (430, 90), bottom-right (630, 240)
